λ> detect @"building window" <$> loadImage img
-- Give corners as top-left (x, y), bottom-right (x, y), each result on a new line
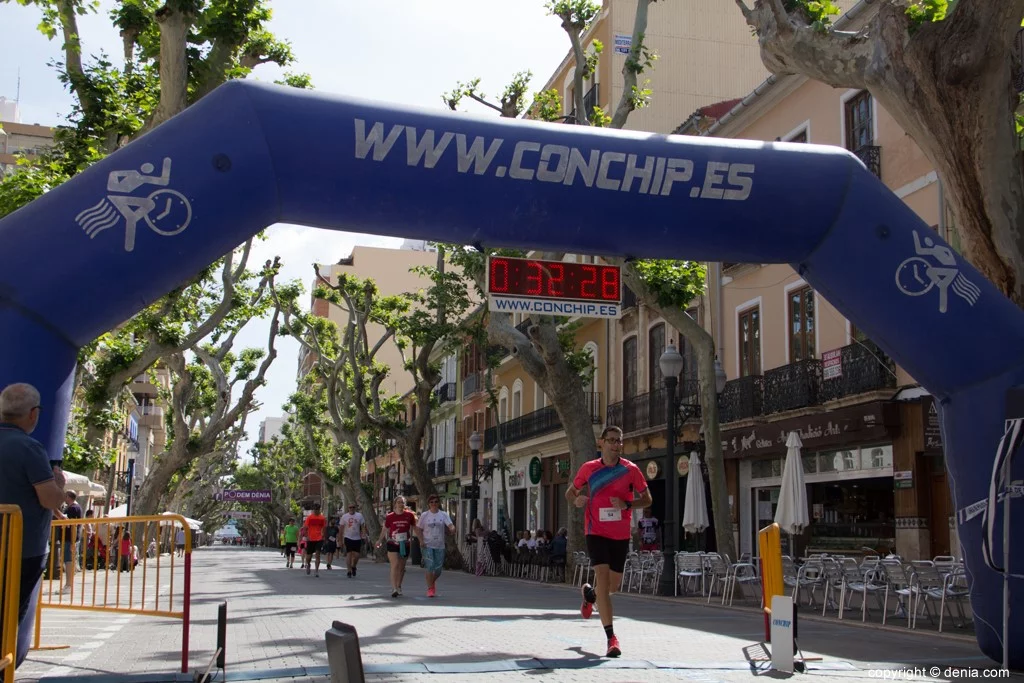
top-left (648, 323), bottom-right (665, 390)
top-left (788, 286), bottom-right (816, 362)
top-left (623, 336), bottom-right (638, 398)
top-left (788, 129), bottom-right (808, 143)
top-left (845, 91), bottom-right (873, 152)
top-left (512, 388), bottom-right (522, 418)
top-left (739, 307), bottom-right (761, 377)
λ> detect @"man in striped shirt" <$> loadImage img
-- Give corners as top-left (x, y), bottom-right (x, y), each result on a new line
top-left (566, 425), bottom-right (652, 658)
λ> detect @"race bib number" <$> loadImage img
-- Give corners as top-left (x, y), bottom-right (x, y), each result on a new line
top-left (599, 507), bottom-right (622, 522)
top-left (394, 532), bottom-right (409, 541)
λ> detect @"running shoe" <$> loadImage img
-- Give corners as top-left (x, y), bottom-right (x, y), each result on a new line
top-left (606, 636), bottom-right (621, 658)
top-left (352, 567), bottom-right (357, 577)
top-left (427, 586), bottom-right (436, 598)
top-left (391, 589), bottom-right (399, 598)
top-left (306, 565), bottom-right (311, 576)
top-left (347, 570), bottom-right (352, 578)
top-left (580, 583), bottom-right (596, 619)
top-left (315, 570), bottom-right (319, 577)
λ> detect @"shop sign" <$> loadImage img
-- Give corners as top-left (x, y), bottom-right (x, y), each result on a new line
top-left (822, 348), bottom-right (842, 380)
top-left (894, 470), bottom-right (913, 489)
top-left (677, 455), bottom-right (690, 476)
top-left (508, 469), bottom-right (526, 488)
top-left (721, 402), bottom-right (897, 459)
top-left (613, 33), bottom-right (632, 54)
top-left (645, 460), bottom-right (659, 480)
top-left (529, 457), bottom-right (542, 485)
top-left (556, 457), bottom-right (571, 477)
top-left (922, 397), bottom-right (943, 455)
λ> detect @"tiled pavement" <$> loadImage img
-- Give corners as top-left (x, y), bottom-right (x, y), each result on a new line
top-left (13, 546), bottom-right (1017, 682)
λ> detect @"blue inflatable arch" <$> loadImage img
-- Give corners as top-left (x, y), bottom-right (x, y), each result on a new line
top-left (1, 80), bottom-right (1022, 664)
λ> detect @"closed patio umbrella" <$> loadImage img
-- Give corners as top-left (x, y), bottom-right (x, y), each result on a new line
top-left (61, 470), bottom-right (92, 496)
top-left (682, 452), bottom-right (709, 534)
top-left (775, 431), bottom-right (810, 535)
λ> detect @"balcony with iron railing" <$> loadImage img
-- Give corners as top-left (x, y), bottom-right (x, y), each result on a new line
top-left (567, 83), bottom-right (600, 123)
top-left (762, 358), bottom-right (823, 415)
top-left (718, 375), bottom-right (764, 424)
top-left (462, 372), bottom-right (483, 397)
top-left (606, 381), bottom-right (700, 435)
top-left (819, 340), bottom-right (897, 402)
top-left (483, 392), bottom-right (602, 450)
top-left (853, 145), bottom-right (881, 179)
top-left (430, 457), bottom-right (456, 478)
top-left (434, 382), bottom-right (456, 404)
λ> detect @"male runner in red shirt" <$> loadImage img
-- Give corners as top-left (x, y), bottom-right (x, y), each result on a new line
top-left (304, 503), bottom-right (327, 577)
top-left (566, 425), bottom-right (652, 658)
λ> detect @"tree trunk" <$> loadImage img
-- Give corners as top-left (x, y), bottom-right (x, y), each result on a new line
top-left (697, 341), bottom-right (736, 561)
top-left (133, 446), bottom-right (189, 516)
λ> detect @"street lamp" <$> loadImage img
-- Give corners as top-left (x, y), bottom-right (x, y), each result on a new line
top-left (468, 431), bottom-right (482, 524)
top-left (657, 341), bottom-right (685, 597)
top-left (714, 357), bottom-right (728, 395)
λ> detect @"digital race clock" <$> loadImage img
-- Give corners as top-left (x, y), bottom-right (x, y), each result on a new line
top-left (487, 255), bottom-right (621, 303)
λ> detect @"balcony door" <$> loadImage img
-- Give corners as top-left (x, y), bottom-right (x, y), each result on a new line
top-left (739, 307), bottom-right (761, 377)
top-left (788, 286), bottom-right (816, 362)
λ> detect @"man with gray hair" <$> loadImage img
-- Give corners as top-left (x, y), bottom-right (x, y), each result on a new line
top-left (0, 383), bottom-right (66, 668)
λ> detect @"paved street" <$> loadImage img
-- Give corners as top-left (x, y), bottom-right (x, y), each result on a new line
top-left (13, 546), bottom-right (1017, 682)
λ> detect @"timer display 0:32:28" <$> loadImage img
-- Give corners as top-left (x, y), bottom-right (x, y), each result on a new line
top-left (488, 257), bottom-right (620, 302)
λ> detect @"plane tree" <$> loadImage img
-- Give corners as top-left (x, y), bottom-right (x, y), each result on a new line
top-left (735, 0), bottom-right (1024, 303)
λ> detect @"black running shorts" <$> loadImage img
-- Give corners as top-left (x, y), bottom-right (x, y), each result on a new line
top-left (344, 538), bottom-right (363, 553)
top-left (585, 535), bottom-right (630, 573)
top-left (285, 543), bottom-right (297, 554)
top-left (306, 540), bottom-right (323, 554)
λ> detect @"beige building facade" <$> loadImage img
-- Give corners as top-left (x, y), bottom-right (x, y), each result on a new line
top-left (539, 0), bottom-right (768, 134)
top-left (302, 245), bottom-right (441, 396)
top-left (677, 4), bottom-right (954, 562)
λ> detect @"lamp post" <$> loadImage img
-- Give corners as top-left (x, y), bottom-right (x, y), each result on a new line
top-left (125, 458), bottom-right (136, 516)
top-left (657, 341), bottom-right (685, 596)
top-left (468, 431), bottom-right (482, 524)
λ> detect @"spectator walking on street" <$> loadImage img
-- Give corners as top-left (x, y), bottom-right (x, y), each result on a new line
top-left (566, 425), bottom-right (652, 658)
top-left (339, 504), bottom-right (367, 578)
top-left (0, 383), bottom-right (66, 669)
top-left (416, 495), bottom-right (455, 597)
top-left (376, 496), bottom-right (416, 598)
top-left (61, 490), bottom-right (82, 593)
top-left (175, 527), bottom-right (186, 557)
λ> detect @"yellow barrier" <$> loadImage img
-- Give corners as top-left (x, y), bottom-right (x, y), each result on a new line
top-left (34, 514), bottom-right (193, 673)
top-left (0, 505), bottom-right (23, 683)
top-left (758, 522), bottom-right (784, 640)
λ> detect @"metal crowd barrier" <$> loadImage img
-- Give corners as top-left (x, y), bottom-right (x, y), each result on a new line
top-left (34, 514), bottom-right (193, 673)
top-left (0, 505), bottom-right (23, 683)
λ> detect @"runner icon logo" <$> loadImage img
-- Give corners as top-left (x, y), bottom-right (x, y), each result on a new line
top-left (75, 157), bottom-right (192, 252)
top-left (894, 230), bottom-right (980, 313)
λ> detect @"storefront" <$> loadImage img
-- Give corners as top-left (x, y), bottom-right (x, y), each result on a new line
top-left (542, 454), bottom-right (571, 533)
top-left (627, 448), bottom-right (710, 552)
top-left (493, 454), bottom-right (539, 539)
top-left (731, 401), bottom-right (901, 557)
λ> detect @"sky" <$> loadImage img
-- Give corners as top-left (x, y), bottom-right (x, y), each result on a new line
top-left (0, 0), bottom-right (571, 459)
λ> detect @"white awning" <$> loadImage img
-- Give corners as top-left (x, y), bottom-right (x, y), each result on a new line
top-left (162, 512), bottom-right (202, 530)
top-left (107, 503), bottom-right (128, 518)
top-left (893, 385), bottom-right (930, 401)
top-left (62, 470), bottom-right (92, 496)
top-left (89, 481), bottom-right (107, 497)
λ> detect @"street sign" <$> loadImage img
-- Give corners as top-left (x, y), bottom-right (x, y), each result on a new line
top-left (227, 511), bottom-right (252, 519)
top-left (486, 255), bottom-right (621, 319)
top-left (217, 489), bottom-right (271, 502)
